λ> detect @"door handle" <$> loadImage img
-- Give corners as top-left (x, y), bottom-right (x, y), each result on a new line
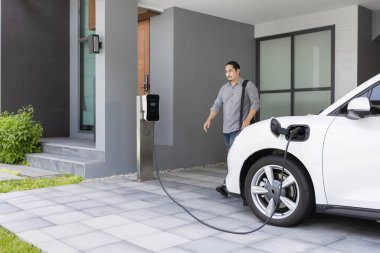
top-left (144, 75), bottom-right (150, 92)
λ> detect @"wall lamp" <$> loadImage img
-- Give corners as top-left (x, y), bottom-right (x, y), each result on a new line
top-left (79, 34), bottom-right (102, 54)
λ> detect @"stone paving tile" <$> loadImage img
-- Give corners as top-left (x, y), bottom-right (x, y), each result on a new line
top-left (251, 237), bottom-right (320, 253)
top-left (141, 215), bottom-right (193, 230)
top-left (65, 199), bottom-right (106, 210)
top-left (309, 247), bottom-right (346, 253)
top-left (6, 195), bottom-right (41, 205)
top-left (117, 200), bottom-right (156, 211)
top-left (41, 222), bottom-right (95, 239)
top-left (150, 203), bottom-right (183, 215)
top-left (179, 237), bottom-right (243, 253)
top-left (44, 211), bottom-right (92, 225)
top-left (52, 195), bottom-right (89, 204)
top-left (0, 191), bottom-right (29, 200)
top-left (81, 214), bottom-right (133, 229)
top-left (14, 199), bottom-right (55, 210)
top-left (166, 222), bottom-right (219, 240)
top-left (84, 241), bottom-right (151, 253)
top-left (37, 239), bottom-right (79, 253)
top-left (202, 216), bottom-right (249, 230)
top-left (62, 231), bottom-right (121, 251)
top-left (282, 224), bottom-right (348, 245)
top-left (156, 247), bottom-right (193, 253)
top-left (29, 205), bottom-right (75, 217)
top-left (216, 230), bottom-right (273, 246)
top-left (127, 231), bottom-right (190, 252)
top-left (0, 167), bottom-right (380, 253)
top-left (17, 229), bottom-right (54, 245)
top-left (0, 202), bottom-right (21, 214)
top-left (0, 210), bottom-right (37, 223)
top-left (119, 209), bottom-right (163, 222)
top-left (229, 247), bottom-right (268, 253)
top-left (103, 222), bottom-right (160, 240)
top-left (2, 217), bottom-right (53, 233)
top-left (326, 237), bottom-right (380, 253)
top-left (173, 209), bottom-right (218, 221)
top-left (81, 205), bottom-right (125, 217)
top-left (81, 191), bottom-right (118, 200)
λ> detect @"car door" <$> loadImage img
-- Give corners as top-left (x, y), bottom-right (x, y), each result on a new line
top-left (323, 82), bottom-right (380, 209)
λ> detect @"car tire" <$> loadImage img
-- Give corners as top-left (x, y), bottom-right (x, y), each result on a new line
top-left (244, 155), bottom-right (314, 227)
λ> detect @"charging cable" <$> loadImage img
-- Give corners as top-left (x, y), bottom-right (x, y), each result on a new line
top-left (153, 123), bottom-right (300, 234)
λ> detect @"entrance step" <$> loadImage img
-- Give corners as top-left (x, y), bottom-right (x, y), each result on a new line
top-left (25, 138), bottom-right (106, 179)
top-left (25, 153), bottom-right (105, 179)
top-left (41, 142), bottom-right (105, 161)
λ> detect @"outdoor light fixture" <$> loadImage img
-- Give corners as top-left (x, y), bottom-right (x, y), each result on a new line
top-left (79, 34), bottom-right (102, 54)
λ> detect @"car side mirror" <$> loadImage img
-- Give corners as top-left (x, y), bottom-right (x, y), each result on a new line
top-left (346, 97), bottom-right (371, 120)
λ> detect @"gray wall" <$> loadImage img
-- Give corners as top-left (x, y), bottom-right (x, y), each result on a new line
top-left (103, 0), bottom-right (138, 173)
top-left (358, 6), bottom-right (380, 85)
top-left (372, 10), bottom-right (380, 41)
top-left (151, 7), bottom-right (255, 170)
top-left (1, 0), bottom-right (70, 137)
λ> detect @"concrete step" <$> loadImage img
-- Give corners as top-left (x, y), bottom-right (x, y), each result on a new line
top-left (40, 142), bottom-right (105, 161)
top-left (25, 153), bottom-right (106, 179)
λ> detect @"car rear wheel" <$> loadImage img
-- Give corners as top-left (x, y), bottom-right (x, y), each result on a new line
top-left (244, 155), bottom-right (314, 227)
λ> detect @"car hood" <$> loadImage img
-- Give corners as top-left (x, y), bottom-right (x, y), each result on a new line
top-left (231, 114), bottom-right (336, 158)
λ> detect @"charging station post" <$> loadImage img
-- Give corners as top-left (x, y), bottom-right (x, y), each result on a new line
top-left (136, 95), bottom-right (159, 181)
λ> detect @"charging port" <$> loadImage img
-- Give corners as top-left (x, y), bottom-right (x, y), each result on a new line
top-left (286, 125), bottom-right (310, 142)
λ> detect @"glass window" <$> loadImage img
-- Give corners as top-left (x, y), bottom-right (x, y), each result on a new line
top-left (294, 30), bottom-right (331, 89)
top-left (294, 91), bottom-right (331, 115)
top-left (260, 37), bottom-right (291, 91)
top-left (260, 93), bottom-right (291, 120)
top-left (80, 0), bottom-right (95, 131)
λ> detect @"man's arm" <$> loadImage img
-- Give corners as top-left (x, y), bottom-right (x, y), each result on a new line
top-left (203, 111), bottom-right (218, 132)
top-left (241, 109), bottom-right (256, 129)
top-left (204, 86), bottom-right (224, 133)
top-left (241, 82), bottom-right (260, 129)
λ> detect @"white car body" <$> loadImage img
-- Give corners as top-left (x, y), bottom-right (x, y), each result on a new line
top-left (226, 73), bottom-right (380, 220)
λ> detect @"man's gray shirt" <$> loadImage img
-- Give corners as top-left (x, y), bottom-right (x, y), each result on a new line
top-left (210, 78), bottom-right (260, 133)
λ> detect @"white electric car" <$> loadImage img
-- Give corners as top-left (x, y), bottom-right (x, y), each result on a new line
top-left (226, 74), bottom-right (380, 227)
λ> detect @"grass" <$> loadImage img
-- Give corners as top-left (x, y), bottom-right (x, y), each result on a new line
top-left (0, 227), bottom-right (41, 253)
top-left (0, 175), bottom-right (82, 252)
top-left (0, 174), bottom-right (82, 193)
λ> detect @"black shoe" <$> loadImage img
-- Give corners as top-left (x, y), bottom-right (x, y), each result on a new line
top-left (216, 185), bottom-right (228, 198)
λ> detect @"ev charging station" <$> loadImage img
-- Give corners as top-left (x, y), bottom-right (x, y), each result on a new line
top-left (136, 94), bottom-right (160, 181)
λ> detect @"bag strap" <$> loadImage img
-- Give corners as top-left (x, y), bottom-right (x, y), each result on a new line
top-left (240, 80), bottom-right (249, 128)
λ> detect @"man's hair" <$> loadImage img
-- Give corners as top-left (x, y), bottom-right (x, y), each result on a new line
top-left (226, 61), bottom-right (240, 71)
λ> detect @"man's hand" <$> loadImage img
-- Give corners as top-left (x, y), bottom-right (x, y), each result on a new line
top-left (241, 119), bottom-right (250, 130)
top-left (203, 120), bottom-right (211, 133)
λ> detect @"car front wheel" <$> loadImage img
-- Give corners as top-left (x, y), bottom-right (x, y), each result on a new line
top-left (244, 155), bottom-right (314, 227)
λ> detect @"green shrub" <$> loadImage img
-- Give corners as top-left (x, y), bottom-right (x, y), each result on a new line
top-left (0, 105), bottom-right (43, 164)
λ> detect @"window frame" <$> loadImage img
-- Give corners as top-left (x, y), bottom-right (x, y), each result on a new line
top-left (256, 25), bottom-right (335, 120)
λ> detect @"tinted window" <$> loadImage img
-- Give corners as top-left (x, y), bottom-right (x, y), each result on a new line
top-left (369, 84), bottom-right (380, 115)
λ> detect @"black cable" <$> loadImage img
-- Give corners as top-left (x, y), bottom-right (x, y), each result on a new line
top-left (153, 123), bottom-right (298, 234)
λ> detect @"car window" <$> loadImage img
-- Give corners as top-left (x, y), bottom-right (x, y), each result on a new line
top-left (369, 84), bottom-right (380, 115)
top-left (334, 83), bottom-right (380, 116)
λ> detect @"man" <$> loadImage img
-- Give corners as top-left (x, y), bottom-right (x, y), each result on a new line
top-left (203, 61), bottom-right (260, 197)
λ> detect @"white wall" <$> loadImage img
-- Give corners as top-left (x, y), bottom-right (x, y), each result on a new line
top-left (70, 0), bottom-right (94, 140)
top-left (255, 5), bottom-right (359, 100)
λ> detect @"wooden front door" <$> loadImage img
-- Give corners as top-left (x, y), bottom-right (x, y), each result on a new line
top-left (138, 20), bottom-right (150, 96)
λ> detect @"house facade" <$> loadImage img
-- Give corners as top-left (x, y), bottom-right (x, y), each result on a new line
top-left (0, 0), bottom-right (379, 178)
